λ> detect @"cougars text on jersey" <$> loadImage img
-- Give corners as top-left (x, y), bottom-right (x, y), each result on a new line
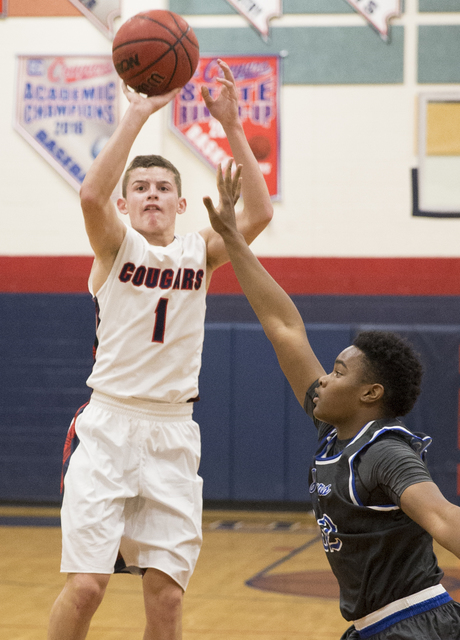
top-left (119, 262), bottom-right (204, 291)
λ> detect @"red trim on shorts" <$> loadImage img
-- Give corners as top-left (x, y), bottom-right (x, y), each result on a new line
top-left (60, 402), bottom-right (89, 494)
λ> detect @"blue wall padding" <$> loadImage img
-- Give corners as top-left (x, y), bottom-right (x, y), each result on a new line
top-left (1, 294), bottom-right (460, 506)
top-left (205, 294), bottom-right (460, 325)
top-left (192, 324), bottom-right (233, 500)
top-left (232, 325), bottom-right (288, 501)
top-left (0, 294), bottom-right (94, 502)
top-left (194, 323), bottom-right (352, 502)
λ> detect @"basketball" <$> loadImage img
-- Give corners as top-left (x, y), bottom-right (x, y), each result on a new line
top-left (112, 10), bottom-right (199, 97)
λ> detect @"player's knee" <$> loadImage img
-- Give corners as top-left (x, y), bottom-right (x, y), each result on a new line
top-left (145, 577), bottom-right (183, 625)
top-left (67, 574), bottom-right (108, 615)
top-left (155, 583), bottom-right (183, 614)
top-left (161, 584), bottom-right (183, 612)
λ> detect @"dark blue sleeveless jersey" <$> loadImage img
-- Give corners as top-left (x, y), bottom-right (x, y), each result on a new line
top-left (307, 415), bottom-right (443, 621)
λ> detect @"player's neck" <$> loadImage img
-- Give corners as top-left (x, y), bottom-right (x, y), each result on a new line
top-left (136, 227), bottom-right (176, 247)
top-left (334, 408), bottom-right (387, 441)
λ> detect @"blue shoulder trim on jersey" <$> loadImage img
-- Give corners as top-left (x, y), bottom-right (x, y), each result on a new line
top-left (316, 422), bottom-right (376, 464)
top-left (348, 425), bottom-right (432, 508)
top-left (316, 429), bottom-right (339, 461)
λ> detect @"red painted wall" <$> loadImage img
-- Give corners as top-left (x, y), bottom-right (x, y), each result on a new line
top-left (1, 256), bottom-right (460, 295)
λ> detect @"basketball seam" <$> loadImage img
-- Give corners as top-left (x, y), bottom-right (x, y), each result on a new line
top-left (123, 30), bottom-right (195, 90)
top-left (127, 40), bottom-right (180, 85)
top-left (112, 28), bottom-right (198, 53)
top-left (170, 12), bottom-right (199, 50)
top-left (113, 12), bottom-right (199, 94)
top-left (169, 14), bottom-right (197, 76)
top-left (113, 15), bottom-right (188, 52)
top-left (114, 36), bottom-right (178, 50)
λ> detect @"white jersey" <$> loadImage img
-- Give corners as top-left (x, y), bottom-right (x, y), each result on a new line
top-left (86, 226), bottom-right (207, 404)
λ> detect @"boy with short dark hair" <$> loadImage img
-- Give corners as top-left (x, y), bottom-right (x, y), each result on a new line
top-left (204, 162), bottom-right (460, 640)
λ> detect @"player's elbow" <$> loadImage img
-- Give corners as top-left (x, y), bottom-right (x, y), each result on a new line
top-left (262, 203), bottom-right (274, 226)
top-left (80, 182), bottom-right (106, 213)
top-left (247, 205), bottom-right (274, 242)
top-left (264, 320), bottom-right (300, 351)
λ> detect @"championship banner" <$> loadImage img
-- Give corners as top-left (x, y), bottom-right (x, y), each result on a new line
top-left (15, 55), bottom-right (119, 192)
top-left (170, 55), bottom-right (281, 200)
top-left (345, 0), bottom-right (401, 41)
top-left (67, 0), bottom-right (120, 39)
top-left (225, 0), bottom-right (282, 41)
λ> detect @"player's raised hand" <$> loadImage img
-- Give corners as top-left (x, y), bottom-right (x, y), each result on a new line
top-left (121, 81), bottom-right (180, 116)
top-left (201, 59), bottom-right (239, 128)
top-left (203, 160), bottom-right (242, 238)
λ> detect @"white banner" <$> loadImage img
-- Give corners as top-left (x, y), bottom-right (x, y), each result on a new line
top-left (15, 55), bottom-right (119, 192)
top-left (68, 0), bottom-right (121, 39)
top-left (345, 0), bottom-right (401, 41)
top-left (225, 0), bottom-right (282, 41)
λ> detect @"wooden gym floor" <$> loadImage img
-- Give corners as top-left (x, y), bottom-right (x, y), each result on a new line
top-left (1, 506), bottom-right (460, 640)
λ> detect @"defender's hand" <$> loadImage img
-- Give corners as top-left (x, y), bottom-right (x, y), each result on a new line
top-left (203, 160), bottom-right (242, 238)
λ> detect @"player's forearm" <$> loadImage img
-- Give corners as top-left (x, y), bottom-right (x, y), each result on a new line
top-left (431, 503), bottom-right (460, 559)
top-left (220, 228), bottom-right (303, 336)
top-left (224, 122), bottom-right (273, 229)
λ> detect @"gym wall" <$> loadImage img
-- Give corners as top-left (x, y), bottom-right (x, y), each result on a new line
top-left (1, 0), bottom-right (460, 506)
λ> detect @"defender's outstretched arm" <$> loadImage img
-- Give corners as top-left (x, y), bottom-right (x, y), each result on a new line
top-left (204, 163), bottom-right (325, 405)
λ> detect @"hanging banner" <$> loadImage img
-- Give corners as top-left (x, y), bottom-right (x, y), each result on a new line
top-left (15, 55), bottom-right (119, 192)
top-left (225, 0), bottom-right (282, 41)
top-left (170, 55), bottom-right (281, 200)
top-left (345, 0), bottom-right (401, 41)
top-left (67, 0), bottom-right (120, 39)
top-left (0, 0), bottom-right (7, 18)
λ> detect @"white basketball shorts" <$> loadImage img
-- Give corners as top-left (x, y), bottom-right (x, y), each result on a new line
top-left (60, 391), bottom-right (203, 590)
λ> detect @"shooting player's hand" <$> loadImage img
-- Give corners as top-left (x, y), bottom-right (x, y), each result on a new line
top-left (121, 81), bottom-right (180, 117)
top-left (201, 59), bottom-right (239, 128)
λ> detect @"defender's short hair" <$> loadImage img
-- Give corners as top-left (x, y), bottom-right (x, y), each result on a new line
top-left (122, 155), bottom-right (182, 197)
top-left (353, 330), bottom-right (423, 417)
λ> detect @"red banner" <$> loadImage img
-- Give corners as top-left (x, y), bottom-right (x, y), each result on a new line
top-left (170, 55), bottom-right (281, 200)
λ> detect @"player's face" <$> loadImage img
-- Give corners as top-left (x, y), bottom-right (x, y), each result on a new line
top-left (313, 346), bottom-right (370, 431)
top-left (119, 166), bottom-right (186, 245)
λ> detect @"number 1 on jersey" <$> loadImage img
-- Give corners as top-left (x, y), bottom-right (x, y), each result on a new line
top-left (152, 298), bottom-right (168, 343)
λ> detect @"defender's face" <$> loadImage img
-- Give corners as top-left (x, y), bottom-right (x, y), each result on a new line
top-left (313, 346), bottom-right (369, 428)
top-left (118, 166), bottom-right (186, 245)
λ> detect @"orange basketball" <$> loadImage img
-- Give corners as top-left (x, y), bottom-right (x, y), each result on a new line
top-left (112, 10), bottom-right (199, 96)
